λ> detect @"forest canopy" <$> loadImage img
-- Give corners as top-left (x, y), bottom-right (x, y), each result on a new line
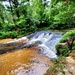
top-left (0, 0), bottom-right (75, 38)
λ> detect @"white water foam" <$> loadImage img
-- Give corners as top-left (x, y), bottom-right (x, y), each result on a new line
top-left (2, 31), bottom-right (62, 59)
top-left (25, 31), bottom-right (62, 59)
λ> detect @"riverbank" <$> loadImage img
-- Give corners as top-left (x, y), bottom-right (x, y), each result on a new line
top-left (45, 51), bottom-right (75, 75)
top-left (0, 45), bottom-right (52, 75)
top-left (0, 30), bottom-right (75, 75)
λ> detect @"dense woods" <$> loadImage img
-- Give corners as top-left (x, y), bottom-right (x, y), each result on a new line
top-left (0, 0), bottom-right (75, 38)
top-left (0, 0), bottom-right (75, 75)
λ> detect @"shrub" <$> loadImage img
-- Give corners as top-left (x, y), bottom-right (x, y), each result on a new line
top-left (55, 44), bottom-right (61, 51)
top-left (10, 31), bottom-right (18, 38)
top-left (60, 30), bottom-right (75, 43)
top-left (0, 31), bottom-right (18, 39)
top-left (56, 44), bottom-right (69, 56)
top-left (72, 42), bottom-right (75, 50)
top-left (3, 23), bottom-right (16, 31)
top-left (48, 1), bottom-right (75, 29)
top-left (56, 30), bottom-right (75, 56)
top-left (0, 31), bottom-right (6, 39)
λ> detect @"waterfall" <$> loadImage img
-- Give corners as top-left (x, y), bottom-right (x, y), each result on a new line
top-left (24, 31), bottom-right (62, 59)
top-left (0, 30), bottom-right (62, 59)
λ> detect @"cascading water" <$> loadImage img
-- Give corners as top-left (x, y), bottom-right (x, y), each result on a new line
top-left (0, 30), bottom-right (62, 59)
top-left (23, 31), bottom-right (62, 59)
top-left (0, 30), bottom-right (62, 75)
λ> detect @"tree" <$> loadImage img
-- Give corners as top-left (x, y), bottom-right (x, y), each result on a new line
top-left (0, 3), bottom-right (5, 23)
top-left (67, 36), bottom-right (75, 52)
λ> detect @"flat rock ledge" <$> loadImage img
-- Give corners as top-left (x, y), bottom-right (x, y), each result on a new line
top-left (0, 38), bottom-right (34, 54)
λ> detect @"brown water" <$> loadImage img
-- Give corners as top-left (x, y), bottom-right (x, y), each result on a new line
top-left (0, 39), bottom-right (52, 75)
top-left (0, 38), bottom-right (13, 43)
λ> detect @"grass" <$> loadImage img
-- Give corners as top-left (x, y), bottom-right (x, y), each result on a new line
top-left (44, 57), bottom-right (66, 75)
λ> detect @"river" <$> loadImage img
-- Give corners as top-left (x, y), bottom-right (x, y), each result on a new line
top-left (0, 31), bottom-right (62, 75)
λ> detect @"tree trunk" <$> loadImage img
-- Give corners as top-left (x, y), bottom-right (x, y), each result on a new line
top-left (67, 36), bottom-right (75, 53)
top-left (9, 0), bottom-right (16, 24)
top-left (13, 0), bottom-right (20, 18)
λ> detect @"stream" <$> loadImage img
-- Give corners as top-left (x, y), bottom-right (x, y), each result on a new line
top-left (0, 30), bottom-right (62, 75)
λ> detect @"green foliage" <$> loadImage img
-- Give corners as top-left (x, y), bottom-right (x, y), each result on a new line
top-left (0, 0), bottom-right (75, 39)
top-left (56, 30), bottom-right (75, 56)
top-left (3, 24), bottom-right (16, 31)
top-left (55, 43), bottom-right (61, 51)
top-left (45, 56), bottom-right (66, 75)
top-left (56, 44), bottom-right (69, 56)
top-left (60, 30), bottom-right (75, 43)
top-left (72, 42), bottom-right (75, 50)
top-left (47, 1), bottom-right (75, 29)
top-left (51, 57), bottom-right (65, 74)
top-left (0, 31), bottom-right (6, 39)
top-left (10, 31), bottom-right (18, 38)
top-left (0, 31), bottom-right (18, 39)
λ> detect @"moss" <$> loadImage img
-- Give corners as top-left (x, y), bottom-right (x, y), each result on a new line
top-left (45, 57), bottom-right (66, 75)
top-left (56, 43), bottom-right (69, 56)
top-left (56, 30), bottom-right (75, 56)
top-left (55, 44), bottom-right (62, 51)
top-left (60, 30), bottom-right (75, 43)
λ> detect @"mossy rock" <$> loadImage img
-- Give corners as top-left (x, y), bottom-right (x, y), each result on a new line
top-left (56, 30), bottom-right (75, 56)
top-left (60, 30), bottom-right (75, 43)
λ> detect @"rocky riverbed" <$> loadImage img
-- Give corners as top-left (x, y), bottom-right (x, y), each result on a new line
top-left (0, 39), bottom-right (52, 75)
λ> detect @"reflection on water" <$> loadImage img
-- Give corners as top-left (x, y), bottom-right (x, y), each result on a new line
top-left (0, 47), bottom-right (52, 75)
